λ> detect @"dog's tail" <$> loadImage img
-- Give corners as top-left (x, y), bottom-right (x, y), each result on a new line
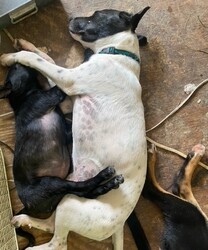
top-left (127, 210), bottom-right (151, 250)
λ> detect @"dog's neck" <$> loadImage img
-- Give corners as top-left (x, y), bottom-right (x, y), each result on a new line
top-left (82, 30), bottom-right (140, 58)
top-left (98, 47), bottom-right (140, 64)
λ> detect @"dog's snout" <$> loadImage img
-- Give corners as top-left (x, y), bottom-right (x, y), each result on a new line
top-left (69, 18), bottom-right (86, 35)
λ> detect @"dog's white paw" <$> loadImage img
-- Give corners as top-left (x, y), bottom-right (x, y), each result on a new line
top-left (25, 241), bottom-right (66, 250)
top-left (192, 144), bottom-right (205, 157)
top-left (11, 214), bottom-right (32, 229)
top-left (0, 53), bottom-right (17, 66)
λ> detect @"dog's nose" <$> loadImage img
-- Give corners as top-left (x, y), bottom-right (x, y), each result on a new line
top-left (69, 19), bottom-right (86, 35)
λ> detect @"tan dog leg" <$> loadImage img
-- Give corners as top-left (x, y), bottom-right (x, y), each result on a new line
top-left (14, 39), bottom-right (55, 64)
top-left (148, 144), bottom-right (170, 195)
top-left (173, 144), bottom-right (205, 214)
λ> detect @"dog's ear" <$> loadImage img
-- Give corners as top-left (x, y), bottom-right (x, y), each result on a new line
top-left (0, 85), bottom-right (12, 98)
top-left (131, 6), bottom-right (150, 31)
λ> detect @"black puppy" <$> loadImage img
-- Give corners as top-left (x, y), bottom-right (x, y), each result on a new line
top-left (143, 144), bottom-right (208, 250)
top-left (0, 63), bottom-right (123, 216)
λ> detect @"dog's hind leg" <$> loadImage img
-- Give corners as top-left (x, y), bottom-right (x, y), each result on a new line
top-left (172, 144), bottom-right (206, 215)
top-left (23, 212), bottom-right (69, 250)
top-left (143, 144), bottom-right (182, 209)
top-left (112, 227), bottom-right (124, 250)
top-left (79, 174), bottom-right (124, 199)
top-left (144, 144), bottom-right (208, 250)
top-left (146, 144), bottom-right (169, 194)
top-left (12, 212), bottom-right (55, 233)
top-left (20, 166), bottom-right (123, 214)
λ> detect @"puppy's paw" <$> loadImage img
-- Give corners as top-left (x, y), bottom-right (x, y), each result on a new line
top-left (112, 174), bottom-right (124, 189)
top-left (100, 166), bottom-right (116, 179)
top-left (11, 214), bottom-right (32, 229)
top-left (57, 89), bottom-right (67, 102)
top-left (50, 86), bottom-right (66, 102)
top-left (0, 53), bottom-right (17, 66)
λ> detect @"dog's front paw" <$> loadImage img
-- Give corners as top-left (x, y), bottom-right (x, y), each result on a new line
top-left (0, 53), bottom-right (17, 66)
top-left (113, 174), bottom-right (124, 189)
top-left (99, 166), bottom-right (116, 179)
top-left (11, 214), bottom-right (32, 229)
top-left (50, 86), bottom-right (66, 102)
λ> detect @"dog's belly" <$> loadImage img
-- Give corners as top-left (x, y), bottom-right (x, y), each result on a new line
top-left (71, 94), bottom-right (147, 176)
top-left (63, 94), bottom-right (147, 240)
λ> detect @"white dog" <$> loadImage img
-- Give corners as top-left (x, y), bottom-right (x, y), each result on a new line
top-left (0, 7), bottom-right (150, 250)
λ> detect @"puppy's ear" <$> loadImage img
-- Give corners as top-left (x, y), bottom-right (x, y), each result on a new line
top-left (131, 6), bottom-right (150, 31)
top-left (0, 85), bottom-right (12, 98)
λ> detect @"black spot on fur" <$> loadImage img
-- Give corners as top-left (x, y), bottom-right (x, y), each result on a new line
top-left (37, 58), bottom-right (43, 62)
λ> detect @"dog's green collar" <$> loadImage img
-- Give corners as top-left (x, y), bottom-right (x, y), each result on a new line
top-left (99, 47), bottom-right (140, 63)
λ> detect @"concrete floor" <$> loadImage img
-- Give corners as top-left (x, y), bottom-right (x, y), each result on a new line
top-left (0, 0), bottom-right (208, 249)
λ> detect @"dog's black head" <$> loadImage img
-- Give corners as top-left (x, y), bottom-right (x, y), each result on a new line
top-left (69, 7), bottom-right (150, 43)
top-left (0, 63), bottom-right (38, 99)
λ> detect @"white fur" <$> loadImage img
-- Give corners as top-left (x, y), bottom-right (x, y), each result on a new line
top-left (1, 30), bottom-right (147, 250)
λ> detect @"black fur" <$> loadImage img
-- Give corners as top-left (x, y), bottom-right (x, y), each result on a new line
top-left (69, 7), bottom-right (150, 42)
top-left (127, 210), bottom-right (151, 250)
top-left (0, 63), bottom-right (123, 216)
